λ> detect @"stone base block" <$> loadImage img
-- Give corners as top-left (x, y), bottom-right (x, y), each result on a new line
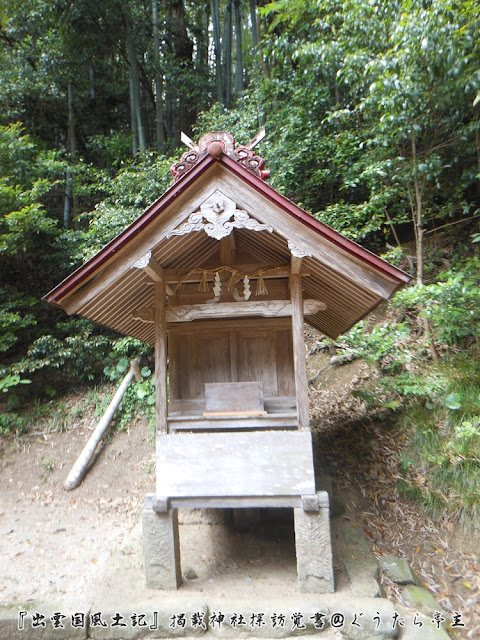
top-left (142, 506), bottom-right (181, 590)
top-left (294, 497), bottom-right (334, 593)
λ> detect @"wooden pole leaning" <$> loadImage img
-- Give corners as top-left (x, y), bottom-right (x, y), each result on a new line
top-left (64, 358), bottom-right (141, 490)
top-left (290, 273), bottom-right (310, 430)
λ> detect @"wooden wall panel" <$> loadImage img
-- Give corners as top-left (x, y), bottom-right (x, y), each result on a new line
top-left (173, 333), bottom-right (191, 399)
top-left (275, 329), bottom-right (295, 396)
top-left (190, 332), bottom-right (231, 397)
top-left (169, 320), bottom-right (295, 403)
top-left (237, 331), bottom-right (277, 396)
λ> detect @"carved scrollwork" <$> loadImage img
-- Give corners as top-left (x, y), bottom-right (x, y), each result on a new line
top-left (131, 251), bottom-right (152, 269)
top-left (288, 240), bottom-right (312, 259)
top-left (166, 191), bottom-right (273, 240)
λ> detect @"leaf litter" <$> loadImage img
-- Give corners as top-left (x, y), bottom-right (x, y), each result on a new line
top-left (306, 327), bottom-right (480, 638)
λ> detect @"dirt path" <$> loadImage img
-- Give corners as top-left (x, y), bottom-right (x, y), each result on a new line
top-left (0, 417), bottom-right (155, 605)
top-left (1, 346), bottom-right (479, 637)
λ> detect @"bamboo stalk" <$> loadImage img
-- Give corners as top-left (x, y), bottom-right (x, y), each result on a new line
top-left (64, 358), bottom-right (141, 491)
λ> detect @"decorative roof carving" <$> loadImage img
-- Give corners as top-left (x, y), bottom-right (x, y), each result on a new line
top-left (288, 241), bottom-right (312, 259)
top-left (170, 130), bottom-right (270, 182)
top-left (131, 251), bottom-right (152, 269)
top-left (166, 191), bottom-right (273, 240)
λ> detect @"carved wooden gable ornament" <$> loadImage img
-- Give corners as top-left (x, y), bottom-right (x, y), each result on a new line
top-left (45, 131), bottom-right (410, 342)
top-left (166, 190), bottom-right (273, 240)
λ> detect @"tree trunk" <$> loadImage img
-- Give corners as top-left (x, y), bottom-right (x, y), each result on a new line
top-left (234, 0), bottom-right (243, 96)
top-left (63, 167), bottom-right (72, 230)
top-left (210, 0), bottom-right (224, 103)
top-left (411, 134), bottom-right (440, 362)
top-left (193, 2), bottom-right (210, 111)
top-left (64, 359), bottom-right (141, 490)
top-left (64, 81), bottom-right (77, 229)
top-left (166, 0), bottom-right (195, 140)
top-left (249, 0), bottom-right (269, 79)
top-left (127, 24), bottom-right (146, 153)
top-left (67, 81), bottom-right (77, 158)
top-left (223, 0), bottom-right (233, 109)
top-left (152, 0), bottom-right (165, 154)
top-left (129, 71), bottom-right (139, 154)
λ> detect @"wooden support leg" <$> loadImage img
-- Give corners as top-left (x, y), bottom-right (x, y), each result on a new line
top-left (290, 273), bottom-right (310, 430)
top-left (294, 493), bottom-right (334, 593)
top-left (142, 502), bottom-right (181, 589)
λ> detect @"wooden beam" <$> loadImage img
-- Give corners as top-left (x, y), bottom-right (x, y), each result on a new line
top-left (148, 264), bottom-right (309, 285)
top-left (291, 256), bottom-right (303, 275)
top-left (154, 273), bottom-right (168, 434)
top-left (143, 257), bottom-right (175, 296)
top-left (220, 232), bottom-right (236, 265)
top-left (246, 127), bottom-right (266, 149)
top-left (180, 131), bottom-right (199, 151)
top-left (290, 274), bottom-right (310, 430)
top-left (156, 431), bottom-right (316, 498)
top-left (145, 492), bottom-right (329, 511)
top-left (167, 317), bottom-right (291, 333)
top-left (132, 299), bottom-right (327, 323)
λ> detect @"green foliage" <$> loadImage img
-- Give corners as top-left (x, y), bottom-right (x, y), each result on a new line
top-left (396, 354), bottom-right (480, 528)
top-left (0, 411), bottom-right (27, 436)
top-left (77, 154), bottom-right (177, 260)
top-left (252, 0), bottom-right (480, 252)
top-left (0, 291), bottom-right (37, 353)
top-left (395, 257), bottom-right (480, 346)
top-left (86, 133), bottom-right (133, 172)
top-left (341, 321), bottom-right (412, 372)
top-left (0, 124), bottom-right (63, 262)
top-left (194, 101), bottom-right (262, 148)
top-left (13, 331), bottom-right (113, 389)
top-left (0, 371), bottom-right (31, 410)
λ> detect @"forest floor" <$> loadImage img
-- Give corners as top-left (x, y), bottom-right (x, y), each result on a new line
top-left (306, 334), bottom-right (480, 638)
top-left (0, 333), bottom-right (479, 638)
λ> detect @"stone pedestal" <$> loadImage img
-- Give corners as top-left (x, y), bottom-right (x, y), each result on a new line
top-left (142, 505), bottom-right (181, 589)
top-left (294, 496), bottom-right (334, 593)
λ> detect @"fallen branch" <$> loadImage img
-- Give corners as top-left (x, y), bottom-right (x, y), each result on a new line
top-left (308, 353), bottom-right (357, 386)
top-left (329, 353), bottom-right (357, 365)
top-left (308, 363), bottom-right (330, 386)
top-left (64, 358), bottom-right (141, 491)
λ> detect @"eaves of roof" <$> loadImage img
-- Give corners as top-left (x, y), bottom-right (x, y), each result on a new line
top-left (44, 151), bottom-right (410, 309)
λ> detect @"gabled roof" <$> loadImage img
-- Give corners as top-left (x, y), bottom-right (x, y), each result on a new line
top-left (45, 135), bottom-right (410, 342)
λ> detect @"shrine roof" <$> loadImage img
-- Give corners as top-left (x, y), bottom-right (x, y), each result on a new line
top-left (45, 132), bottom-right (410, 341)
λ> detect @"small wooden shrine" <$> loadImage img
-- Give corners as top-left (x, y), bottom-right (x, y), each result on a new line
top-left (46, 131), bottom-right (409, 593)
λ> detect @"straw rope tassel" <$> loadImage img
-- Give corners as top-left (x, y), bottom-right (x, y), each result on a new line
top-left (256, 270), bottom-right (268, 296)
top-left (225, 269), bottom-right (237, 292)
top-left (198, 270), bottom-right (208, 292)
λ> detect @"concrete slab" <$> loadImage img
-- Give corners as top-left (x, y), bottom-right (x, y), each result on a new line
top-left (341, 525), bottom-right (383, 598)
top-left (397, 611), bottom-right (451, 640)
top-left (1, 511), bottom-right (459, 640)
top-left (0, 601), bottom-right (89, 640)
top-left (378, 556), bottom-right (418, 586)
top-left (400, 586), bottom-right (447, 618)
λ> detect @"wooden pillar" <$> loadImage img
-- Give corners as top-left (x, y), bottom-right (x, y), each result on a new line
top-left (154, 274), bottom-right (167, 433)
top-left (290, 273), bottom-right (309, 430)
top-left (220, 232), bottom-right (235, 265)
